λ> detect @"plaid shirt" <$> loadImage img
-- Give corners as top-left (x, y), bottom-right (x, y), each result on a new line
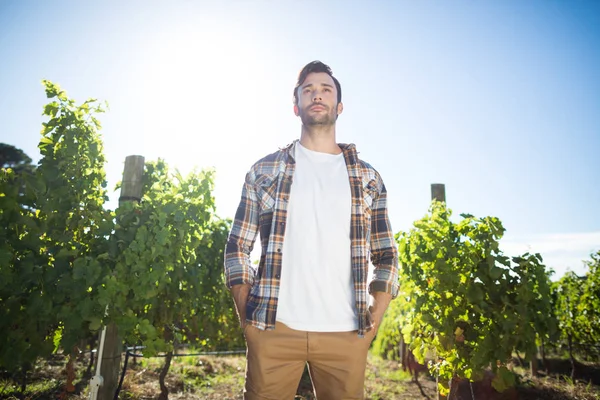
top-left (224, 140), bottom-right (399, 337)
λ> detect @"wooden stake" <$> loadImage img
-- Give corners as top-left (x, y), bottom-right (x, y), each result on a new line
top-left (431, 183), bottom-right (446, 202)
top-left (530, 346), bottom-right (539, 377)
top-left (98, 155), bottom-right (144, 400)
top-left (432, 183), bottom-right (446, 400)
top-left (119, 156), bottom-right (145, 206)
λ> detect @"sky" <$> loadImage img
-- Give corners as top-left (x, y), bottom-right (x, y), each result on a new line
top-left (1, 0), bottom-right (599, 279)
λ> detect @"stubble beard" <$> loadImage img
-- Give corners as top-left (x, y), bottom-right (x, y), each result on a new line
top-left (299, 105), bottom-right (338, 127)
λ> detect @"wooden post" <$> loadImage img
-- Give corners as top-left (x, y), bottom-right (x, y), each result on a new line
top-left (432, 183), bottom-right (446, 400)
top-left (98, 155), bottom-right (145, 400)
top-left (431, 183), bottom-right (446, 202)
top-left (530, 358), bottom-right (538, 377)
top-left (97, 323), bottom-right (120, 400)
top-left (540, 341), bottom-right (547, 372)
top-left (118, 156), bottom-right (145, 206)
top-left (530, 346), bottom-right (539, 377)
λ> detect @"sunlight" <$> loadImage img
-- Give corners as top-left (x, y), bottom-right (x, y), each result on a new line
top-left (125, 18), bottom-right (298, 221)
top-left (135, 19), bottom-right (276, 175)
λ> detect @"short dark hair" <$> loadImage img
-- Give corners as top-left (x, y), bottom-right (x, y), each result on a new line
top-left (293, 61), bottom-right (342, 105)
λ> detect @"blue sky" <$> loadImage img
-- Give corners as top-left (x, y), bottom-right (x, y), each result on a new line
top-left (1, 0), bottom-right (599, 278)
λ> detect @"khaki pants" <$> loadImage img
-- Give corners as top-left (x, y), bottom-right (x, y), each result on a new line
top-left (243, 322), bottom-right (373, 400)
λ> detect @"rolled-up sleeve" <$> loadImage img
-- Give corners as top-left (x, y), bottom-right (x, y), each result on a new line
top-left (368, 181), bottom-right (399, 297)
top-left (224, 171), bottom-right (259, 288)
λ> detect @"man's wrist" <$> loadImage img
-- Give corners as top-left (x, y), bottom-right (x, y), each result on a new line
top-left (368, 291), bottom-right (392, 333)
top-left (230, 284), bottom-right (251, 329)
top-left (367, 307), bottom-right (381, 328)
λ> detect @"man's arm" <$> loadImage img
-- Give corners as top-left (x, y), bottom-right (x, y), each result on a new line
top-left (224, 171), bottom-right (260, 327)
top-left (368, 291), bottom-right (392, 334)
top-left (368, 179), bottom-right (399, 333)
top-left (230, 284), bottom-right (252, 329)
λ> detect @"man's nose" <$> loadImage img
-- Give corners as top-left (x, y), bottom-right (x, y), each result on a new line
top-left (312, 91), bottom-right (322, 102)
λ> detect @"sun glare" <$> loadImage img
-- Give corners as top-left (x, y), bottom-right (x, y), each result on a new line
top-left (126, 18), bottom-right (291, 221)
top-left (135, 20), bottom-right (272, 176)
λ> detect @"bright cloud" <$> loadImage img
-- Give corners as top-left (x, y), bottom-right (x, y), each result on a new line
top-left (501, 231), bottom-right (600, 280)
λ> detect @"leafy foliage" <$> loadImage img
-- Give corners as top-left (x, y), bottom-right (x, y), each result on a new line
top-left (553, 251), bottom-right (600, 371)
top-left (35, 80), bottom-right (113, 352)
top-left (0, 81), bottom-right (242, 378)
top-left (98, 161), bottom-right (242, 354)
top-left (374, 201), bottom-right (555, 394)
top-left (579, 251), bottom-right (600, 350)
top-left (0, 164), bottom-right (54, 372)
top-left (0, 81), bottom-right (110, 372)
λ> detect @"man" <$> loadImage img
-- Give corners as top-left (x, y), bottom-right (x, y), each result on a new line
top-left (224, 61), bottom-right (399, 399)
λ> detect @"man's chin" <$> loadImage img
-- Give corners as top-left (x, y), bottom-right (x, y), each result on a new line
top-left (301, 117), bottom-right (335, 127)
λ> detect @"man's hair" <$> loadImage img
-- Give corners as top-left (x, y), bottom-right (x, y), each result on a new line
top-left (293, 61), bottom-right (342, 105)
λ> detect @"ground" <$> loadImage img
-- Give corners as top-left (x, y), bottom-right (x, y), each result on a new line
top-left (1, 352), bottom-right (599, 399)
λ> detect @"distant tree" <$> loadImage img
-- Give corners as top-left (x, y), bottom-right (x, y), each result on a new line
top-left (0, 143), bottom-right (35, 174)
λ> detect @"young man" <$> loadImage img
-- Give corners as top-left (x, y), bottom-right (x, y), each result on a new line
top-left (224, 61), bottom-right (399, 399)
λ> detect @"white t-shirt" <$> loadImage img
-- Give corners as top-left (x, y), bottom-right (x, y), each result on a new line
top-left (276, 142), bottom-right (358, 331)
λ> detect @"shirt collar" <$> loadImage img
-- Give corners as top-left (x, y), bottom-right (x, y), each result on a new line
top-left (283, 139), bottom-right (357, 164)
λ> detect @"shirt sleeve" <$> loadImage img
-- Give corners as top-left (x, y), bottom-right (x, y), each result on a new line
top-left (224, 171), bottom-right (260, 288)
top-left (368, 180), bottom-right (400, 298)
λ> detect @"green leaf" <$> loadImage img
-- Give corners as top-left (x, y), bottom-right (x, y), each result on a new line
top-left (39, 136), bottom-right (53, 145)
top-left (437, 380), bottom-right (450, 396)
top-left (467, 283), bottom-right (483, 304)
top-left (56, 248), bottom-right (78, 259)
top-left (89, 318), bottom-right (102, 331)
top-left (43, 102), bottom-right (59, 117)
top-left (53, 327), bottom-right (63, 353)
top-left (490, 266), bottom-right (503, 280)
top-left (492, 367), bottom-right (515, 392)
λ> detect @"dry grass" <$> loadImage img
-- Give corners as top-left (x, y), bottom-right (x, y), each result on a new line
top-left (1, 352), bottom-right (600, 399)
top-left (119, 355), bottom-right (246, 399)
top-left (509, 357), bottom-right (600, 400)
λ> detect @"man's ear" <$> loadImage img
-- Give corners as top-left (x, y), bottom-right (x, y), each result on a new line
top-left (337, 102), bottom-right (344, 115)
top-left (293, 104), bottom-right (299, 116)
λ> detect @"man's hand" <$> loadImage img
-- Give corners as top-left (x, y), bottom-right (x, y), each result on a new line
top-left (230, 284), bottom-right (252, 329)
top-left (368, 291), bottom-right (393, 337)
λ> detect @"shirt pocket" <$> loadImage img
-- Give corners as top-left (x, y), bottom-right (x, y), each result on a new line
top-left (362, 179), bottom-right (379, 213)
top-left (255, 174), bottom-right (278, 212)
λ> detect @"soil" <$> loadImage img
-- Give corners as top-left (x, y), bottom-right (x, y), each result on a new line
top-left (1, 353), bottom-right (599, 400)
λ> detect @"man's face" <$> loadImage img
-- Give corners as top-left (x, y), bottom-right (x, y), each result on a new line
top-left (294, 72), bottom-right (343, 126)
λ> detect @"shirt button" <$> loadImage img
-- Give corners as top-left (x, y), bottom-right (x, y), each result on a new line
top-left (275, 274), bottom-right (281, 279)
top-left (276, 248), bottom-right (281, 252)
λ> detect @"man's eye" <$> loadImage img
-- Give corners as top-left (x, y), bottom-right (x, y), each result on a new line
top-left (303, 88), bottom-right (311, 94)
top-left (324, 88), bottom-right (331, 92)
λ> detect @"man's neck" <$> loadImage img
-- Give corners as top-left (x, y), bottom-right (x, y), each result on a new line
top-left (299, 125), bottom-right (341, 155)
